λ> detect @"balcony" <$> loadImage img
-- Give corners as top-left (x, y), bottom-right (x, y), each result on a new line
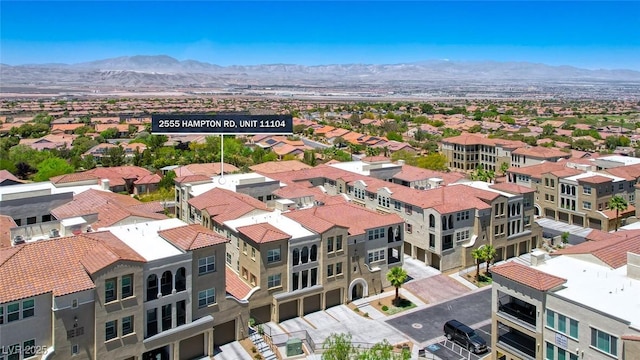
top-left (498, 298), bottom-right (536, 329)
top-left (496, 323), bottom-right (536, 360)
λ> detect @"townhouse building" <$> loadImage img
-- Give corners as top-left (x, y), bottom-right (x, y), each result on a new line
top-left (490, 235), bottom-right (640, 360)
top-left (0, 218), bottom-right (240, 360)
top-left (441, 134), bottom-right (526, 172)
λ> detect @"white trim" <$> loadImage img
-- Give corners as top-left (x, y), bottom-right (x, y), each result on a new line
top-left (347, 278), bottom-right (368, 301)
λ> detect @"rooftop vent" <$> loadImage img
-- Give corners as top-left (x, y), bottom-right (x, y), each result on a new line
top-left (49, 228), bottom-right (60, 238)
top-left (12, 235), bottom-right (25, 245)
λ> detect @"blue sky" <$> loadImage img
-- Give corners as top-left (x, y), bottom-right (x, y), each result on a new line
top-left (1, 1), bottom-right (639, 70)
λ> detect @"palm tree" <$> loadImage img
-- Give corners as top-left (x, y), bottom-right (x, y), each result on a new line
top-left (386, 266), bottom-right (408, 306)
top-left (471, 247), bottom-right (484, 280)
top-left (483, 245), bottom-right (497, 272)
top-left (609, 195), bottom-right (629, 232)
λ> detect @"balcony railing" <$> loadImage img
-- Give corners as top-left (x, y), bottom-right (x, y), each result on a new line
top-left (497, 330), bottom-right (536, 360)
top-left (498, 301), bottom-right (536, 328)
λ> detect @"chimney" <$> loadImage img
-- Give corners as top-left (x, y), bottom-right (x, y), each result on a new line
top-left (101, 179), bottom-right (110, 190)
top-left (530, 249), bottom-right (546, 267)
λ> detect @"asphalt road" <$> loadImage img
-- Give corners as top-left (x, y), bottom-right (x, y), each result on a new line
top-left (386, 287), bottom-right (492, 344)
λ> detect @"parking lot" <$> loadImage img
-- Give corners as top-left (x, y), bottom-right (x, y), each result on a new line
top-left (419, 323), bottom-right (492, 360)
top-left (386, 287), bottom-right (492, 343)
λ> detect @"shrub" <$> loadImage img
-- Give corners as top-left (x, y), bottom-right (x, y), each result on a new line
top-left (381, 305), bottom-right (389, 311)
top-left (364, 312), bottom-right (369, 317)
top-left (251, 346), bottom-right (257, 353)
top-left (354, 308), bottom-right (360, 313)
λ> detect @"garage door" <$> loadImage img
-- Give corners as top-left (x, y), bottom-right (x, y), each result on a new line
top-left (279, 300), bottom-right (298, 322)
top-left (303, 294), bottom-right (321, 315)
top-left (180, 334), bottom-right (204, 360)
top-left (250, 305), bottom-right (271, 325)
top-left (325, 289), bottom-right (342, 309)
top-left (213, 320), bottom-right (236, 347)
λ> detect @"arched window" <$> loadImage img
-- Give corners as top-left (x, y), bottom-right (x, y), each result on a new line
top-left (448, 215), bottom-right (453, 230)
top-left (301, 246), bottom-right (309, 264)
top-left (160, 270), bottom-right (173, 296)
top-left (147, 274), bottom-right (158, 301)
top-left (517, 203), bottom-right (521, 215)
top-left (293, 248), bottom-right (300, 265)
top-left (571, 186), bottom-right (576, 196)
top-left (429, 214), bottom-right (435, 228)
top-left (561, 184), bottom-right (566, 194)
top-left (442, 216), bottom-right (447, 230)
top-left (175, 267), bottom-right (186, 292)
top-left (310, 245), bottom-right (317, 262)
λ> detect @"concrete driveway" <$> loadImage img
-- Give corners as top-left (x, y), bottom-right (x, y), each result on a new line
top-left (404, 274), bottom-right (472, 304)
top-left (386, 287), bottom-right (492, 344)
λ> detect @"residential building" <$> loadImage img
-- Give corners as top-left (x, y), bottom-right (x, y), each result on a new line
top-left (491, 235), bottom-right (640, 360)
top-left (441, 134), bottom-right (526, 172)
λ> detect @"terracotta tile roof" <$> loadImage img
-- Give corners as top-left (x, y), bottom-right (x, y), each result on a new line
top-left (601, 205), bottom-right (635, 220)
top-left (512, 146), bottom-right (571, 159)
top-left (188, 187), bottom-right (270, 223)
top-left (549, 168), bottom-right (584, 178)
top-left (0, 215), bottom-right (17, 249)
top-left (287, 203), bottom-right (403, 236)
top-left (225, 266), bottom-right (253, 300)
top-left (50, 172), bottom-right (99, 184)
top-left (393, 165), bottom-right (465, 184)
top-left (0, 170), bottom-right (22, 183)
top-left (507, 162), bottom-right (568, 178)
top-left (237, 222), bottom-right (291, 243)
top-left (249, 160), bottom-right (313, 174)
top-left (134, 174), bottom-right (162, 185)
top-left (86, 166), bottom-right (151, 180)
top-left (441, 133), bottom-right (496, 146)
top-left (272, 143), bottom-right (302, 156)
top-left (175, 174), bottom-right (211, 184)
top-left (159, 224), bottom-right (228, 250)
top-left (273, 184), bottom-right (317, 199)
top-left (552, 232), bottom-right (640, 268)
top-left (604, 163), bottom-right (640, 181)
top-left (491, 262), bottom-right (567, 291)
top-left (52, 189), bottom-right (166, 228)
top-left (129, 202), bottom-right (166, 214)
top-left (284, 210), bottom-right (340, 233)
top-left (577, 175), bottom-right (613, 184)
top-left (489, 182), bottom-right (535, 194)
top-left (173, 163), bottom-right (240, 177)
top-left (0, 232), bottom-right (145, 303)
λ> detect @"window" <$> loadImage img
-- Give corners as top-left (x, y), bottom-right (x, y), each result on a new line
top-left (27, 216), bottom-right (36, 224)
top-left (175, 267), bottom-right (186, 292)
top-left (429, 234), bottom-right (436, 249)
top-left (394, 201), bottom-right (401, 210)
top-left (336, 262), bottom-right (343, 275)
top-left (147, 309), bottom-right (158, 337)
top-left (243, 242), bottom-right (247, 254)
top-left (250, 274), bottom-right (257, 286)
top-left (301, 247), bottom-right (309, 263)
top-left (177, 300), bottom-right (186, 326)
top-left (146, 274), bottom-right (158, 301)
top-left (591, 328), bottom-right (617, 356)
top-left (198, 255), bottom-right (215, 275)
top-left (105, 320), bottom-right (117, 341)
top-left (22, 299), bottom-right (34, 318)
top-left (558, 314), bottom-right (566, 333)
top-left (122, 315), bottom-right (134, 336)
top-left (429, 214), bottom-right (435, 228)
top-left (198, 288), bottom-right (216, 308)
top-left (367, 228), bottom-right (384, 240)
top-left (121, 274), bottom-right (133, 298)
top-left (160, 271), bottom-right (172, 296)
top-left (328, 236), bottom-right (339, 253)
top-left (242, 267), bottom-right (248, 280)
top-left (268, 274), bottom-right (282, 288)
top-left (456, 230), bottom-right (470, 242)
top-left (251, 247), bottom-right (256, 260)
top-left (0, 306), bottom-right (3, 324)
top-left (569, 319), bottom-right (579, 338)
top-left (71, 344), bottom-right (79, 355)
top-left (72, 299), bottom-right (78, 308)
top-left (443, 235), bottom-right (453, 250)
top-left (327, 237), bottom-right (334, 252)
top-left (161, 304), bottom-right (171, 331)
top-left (293, 248), bottom-right (300, 265)
top-left (267, 248), bottom-right (281, 263)
top-left (23, 339), bottom-right (36, 357)
top-left (367, 249), bottom-right (385, 263)
top-left (547, 309), bottom-right (555, 328)
top-left (406, 223), bottom-right (412, 234)
top-left (583, 185), bottom-right (591, 195)
top-left (406, 205), bottom-right (412, 215)
top-left (456, 210), bottom-right (470, 221)
top-left (7, 302), bottom-right (19, 322)
top-left (546, 342), bottom-right (554, 360)
top-left (583, 201), bottom-right (591, 210)
top-left (327, 264), bottom-right (334, 277)
top-left (226, 252), bottom-right (232, 264)
top-left (105, 278), bottom-right (117, 302)
top-left (6, 344), bottom-right (19, 360)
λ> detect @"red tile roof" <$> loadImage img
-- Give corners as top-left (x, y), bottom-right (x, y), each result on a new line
top-left (188, 187), bottom-right (270, 223)
top-left (512, 146), bottom-right (571, 159)
top-left (552, 232), bottom-right (640, 268)
top-left (175, 174), bottom-right (211, 184)
top-left (393, 165), bottom-right (465, 184)
top-left (50, 172), bottom-right (99, 184)
top-left (225, 266), bottom-right (253, 300)
top-left (577, 175), bottom-right (613, 184)
top-left (52, 189), bottom-right (167, 228)
top-left (173, 163), bottom-right (240, 177)
top-left (508, 162), bottom-right (568, 178)
top-left (491, 262), bottom-right (567, 291)
top-left (0, 215), bottom-right (17, 249)
top-left (237, 222), bottom-right (291, 243)
top-left (489, 182), bottom-right (536, 194)
top-left (284, 210), bottom-right (342, 234)
top-left (0, 232), bottom-right (145, 303)
top-left (134, 173), bottom-right (162, 185)
top-left (0, 169), bottom-right (22, 183)
top-left (249, 160), bottom-right (313, 174)
top-left (604, 163), bottom-right (640, 181)
top-left (159, 224), bottom-right (228, 250)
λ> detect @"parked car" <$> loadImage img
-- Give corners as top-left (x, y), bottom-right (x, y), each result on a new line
top-left (443, 319), bottom-right (488, 354)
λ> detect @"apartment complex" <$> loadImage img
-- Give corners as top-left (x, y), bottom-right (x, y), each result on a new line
top-left (508, 158), bottom-right (639, 231)
top-left (0, 219), bottom-right (238, 360)
top-left (441, 134), bottom-right (570, 173)
top-left (490, 235), bottom-right (640, 360)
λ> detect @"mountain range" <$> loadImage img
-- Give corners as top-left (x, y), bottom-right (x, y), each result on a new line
top-left (2, 55), bottom-right (640, 90)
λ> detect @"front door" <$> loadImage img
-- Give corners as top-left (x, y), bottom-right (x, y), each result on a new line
top-left (351, 283), bottom-right (363, 300)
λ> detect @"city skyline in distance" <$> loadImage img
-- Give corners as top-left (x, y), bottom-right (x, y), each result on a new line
top-left (1, 1), bottom-right (639, 71)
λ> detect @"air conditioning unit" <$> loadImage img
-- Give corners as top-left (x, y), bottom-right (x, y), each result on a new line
top-left (12, 235), bottom-right (25, 245)
top-left (50, 228), bottom-right (60, 238)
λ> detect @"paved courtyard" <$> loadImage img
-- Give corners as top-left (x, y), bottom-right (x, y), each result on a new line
top-left (405, 274), bottom-right (472, 304)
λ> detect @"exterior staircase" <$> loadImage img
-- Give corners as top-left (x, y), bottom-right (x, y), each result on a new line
top-left (249, 328), bottom-right (277, 360)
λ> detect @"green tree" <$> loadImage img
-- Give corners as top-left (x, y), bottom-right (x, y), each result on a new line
top-left (34, 158), bottom-right (75, 181)
top-left (386, 266), bottom-right (408, 305)
top-left (609, 195), bottom-right (628, 232)
top-left (416, 153), bottom-right (448, 171)
top-left (483, 245), bottom-right (497, 271)
top-left (386, 132), bottom-right (403, 141)
top-left (500, 162), bottom-right (510, 176)
top-left (471, 247), bottom-right (484, 280)
top-left (303, 150), bottom-right (317, 166)
top-left (572, 139), bottom-right (595, 151)
top-left (102, 146), bottom-right (126, 167)
top-left (322, 333), bottom-right (356, 360)
top-left (158, 170), bottom-right (176, 189)
top-left (542, 124), bottom-right (556, 137)
top-left (100, 127), bottom-right (119, 139)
